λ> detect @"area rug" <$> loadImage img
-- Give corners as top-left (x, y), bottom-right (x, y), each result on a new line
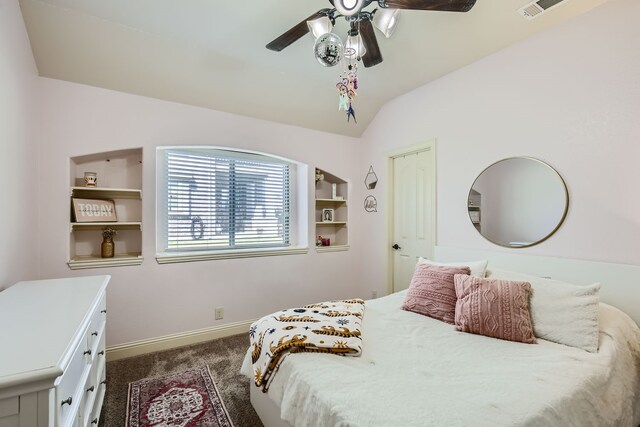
top-left (126, 366), bottom-right (234, 427)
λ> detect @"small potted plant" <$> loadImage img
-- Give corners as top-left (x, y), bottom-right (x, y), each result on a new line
top-left (101, 227), bottom-right (117, 258)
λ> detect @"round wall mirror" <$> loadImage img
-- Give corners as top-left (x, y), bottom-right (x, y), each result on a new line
top-left (468, 157), bottom-right (568, 248)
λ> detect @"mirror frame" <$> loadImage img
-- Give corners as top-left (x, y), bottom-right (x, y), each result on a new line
top-left (468, 157), bottom-right (569, 249)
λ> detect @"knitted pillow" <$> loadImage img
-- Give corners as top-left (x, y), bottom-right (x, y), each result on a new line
top-left (454, 274), bottom-right (536, 344)
top-left (402, 264), bottom-right (471, 324)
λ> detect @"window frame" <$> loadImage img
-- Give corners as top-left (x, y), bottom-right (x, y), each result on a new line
top-left (155, 146), bottom-right (308, 264)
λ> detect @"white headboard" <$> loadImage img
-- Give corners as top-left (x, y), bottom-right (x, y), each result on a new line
top-left (434, 246), bottom-right (640, 327)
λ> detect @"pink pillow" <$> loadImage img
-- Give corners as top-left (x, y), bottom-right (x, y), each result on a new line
top-left (454, 274), bottom-right (536, 344)
top-left (402, 264), bottom-right (471, 324)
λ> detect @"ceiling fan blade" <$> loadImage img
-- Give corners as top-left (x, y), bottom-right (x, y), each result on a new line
top-left (266, 11), bottom-right (328, 52)
top-left (360, 18), bottom-right (383, 68)
top-left (381, 0), bottom-right (476, 12)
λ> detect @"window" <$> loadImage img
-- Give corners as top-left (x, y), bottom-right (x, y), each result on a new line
top-left (157, 147), bottom-right (307, 261)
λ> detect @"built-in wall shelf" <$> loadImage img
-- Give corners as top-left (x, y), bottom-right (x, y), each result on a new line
top-left (68, 148), bottom-right (143, 269)
top-left (71, 187), bottom-right (142, 200)
top-left (316, 245), bottom-right (350, 253)
top-left (68, 253), bottom-right (143, 270)
top-left (315, 169), bottom-right (349, 252)
top-left (70, 222), bottom-right (142, 231)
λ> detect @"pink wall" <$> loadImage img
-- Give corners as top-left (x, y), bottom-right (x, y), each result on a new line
top-left (37, 79), bottom-right (363, 346)
top-left (0, 0), bottom-right (39, 288)
top-left (356, 0), bottom-right (640, 296)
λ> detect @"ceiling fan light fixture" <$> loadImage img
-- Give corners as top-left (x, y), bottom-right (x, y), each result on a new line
top-left (307, 15), bottom-right (333, 39)
top-left (334, 0), bottom-right (365, 17)
top-left (373, 8), bottom-right (399, 38)
top-left (344, 32), bottom-right (366, 60)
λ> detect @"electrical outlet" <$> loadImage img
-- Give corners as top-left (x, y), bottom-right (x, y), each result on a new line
top-left (372, 290), bottom-right (378, 299)
top-left (215, 307), bottom-right (224, 320)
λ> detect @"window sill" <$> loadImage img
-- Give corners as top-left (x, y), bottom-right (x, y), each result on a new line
top-left (155, 246), bottom-right (309, 264)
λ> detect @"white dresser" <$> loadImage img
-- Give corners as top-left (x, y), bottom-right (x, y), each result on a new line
top-left (0, 275), bottom-right (109, 427)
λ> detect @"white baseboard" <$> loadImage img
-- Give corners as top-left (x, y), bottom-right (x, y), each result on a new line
top-left (106, 319), bottom-right (256, 362)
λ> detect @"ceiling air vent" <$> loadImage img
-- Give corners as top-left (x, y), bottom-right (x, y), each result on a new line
top-left (517, 0), bottom-right (569, 20)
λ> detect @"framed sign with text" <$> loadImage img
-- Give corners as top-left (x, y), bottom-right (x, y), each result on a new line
top-left (72, 198), bottom-right (117, 222)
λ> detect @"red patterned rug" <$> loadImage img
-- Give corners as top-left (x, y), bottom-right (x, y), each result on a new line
top-left (126, 366), bottom-right (234, 427)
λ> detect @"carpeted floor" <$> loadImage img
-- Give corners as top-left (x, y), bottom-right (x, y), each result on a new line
top-left (100, 333), bottom-right (263, 427)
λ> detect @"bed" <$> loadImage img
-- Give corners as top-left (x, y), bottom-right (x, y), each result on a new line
top-left (241, 248), bottom-right (640, 427)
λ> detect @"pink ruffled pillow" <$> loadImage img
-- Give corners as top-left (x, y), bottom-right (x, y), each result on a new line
top-left (402, 264), bottom-right (471, 324)
top-left (454, 274), bottom-right (536, 344)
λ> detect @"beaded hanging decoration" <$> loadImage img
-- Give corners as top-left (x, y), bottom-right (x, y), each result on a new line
top-left (336, 63), bottom-right (358, 123)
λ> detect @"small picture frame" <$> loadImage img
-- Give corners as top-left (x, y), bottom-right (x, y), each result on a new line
top-left (72, 198), bottom-right (117, 222)
top-left (322, 208), bottom-right (334, 222)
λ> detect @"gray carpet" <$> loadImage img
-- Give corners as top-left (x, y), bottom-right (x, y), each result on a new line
top-left (100, 333), bottom-right (263, 427)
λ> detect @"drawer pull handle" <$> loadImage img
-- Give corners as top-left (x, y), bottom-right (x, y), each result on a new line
top-left (98, 350), bottom-right (105, 356)
top-left (91, 418), bottom-right (98, 424)
top-left (87, 386), bottom-right (95, 393)
top-left (101, 380), bottom-right (107, 385)
top-left (101, 309), bottom-right (107, 314)
top-left (84, 349), bottom-right (92, 356)
top-left (61, 397), bottom-right (72, 406)
top-left (91, 331), bottom-right (98, 336)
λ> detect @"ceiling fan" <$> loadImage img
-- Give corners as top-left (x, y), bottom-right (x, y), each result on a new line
top-left (266, 0), bottom-right (477, 68)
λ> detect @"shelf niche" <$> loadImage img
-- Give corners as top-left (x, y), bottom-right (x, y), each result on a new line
top-left (68, 148), bottom-right (143, 269)
top-left (315, 168), bottom-right (349, 251)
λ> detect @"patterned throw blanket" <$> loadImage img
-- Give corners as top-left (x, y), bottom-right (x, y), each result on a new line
top-left (249, 299), bottom-right (365, 392)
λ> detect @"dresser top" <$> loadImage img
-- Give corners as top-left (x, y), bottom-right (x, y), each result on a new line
top-left (0, 275), bottom-right (109, 389)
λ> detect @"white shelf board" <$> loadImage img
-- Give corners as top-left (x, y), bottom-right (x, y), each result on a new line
top-left (315, 199), bottom-right (347, 204)
top-left (315, 221), bottom-right (347, 226)
top-left (71, 187), bottom-right (142, 200)
top-left (68, 253), bottom-right (143, 270)
top-left (71, 222), bottom-right (142, 231)
top-left (316, 245), bottom-right (350, 253)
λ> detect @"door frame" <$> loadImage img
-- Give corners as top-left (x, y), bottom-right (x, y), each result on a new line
top-left (386, 139), bottom-right (437, 295)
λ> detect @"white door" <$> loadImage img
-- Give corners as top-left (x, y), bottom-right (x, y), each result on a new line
top-left (391, 146), bottom-right (436, 292)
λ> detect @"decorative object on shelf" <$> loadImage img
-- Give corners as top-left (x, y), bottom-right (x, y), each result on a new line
top-left (84, 171), bottom-right (97, 187)
top-left (322, 208), bottom-right (334, 222)
top-left (364, 195), bottom-right (377, 212)
top-left (365, 165), bottom-right (378, 189)
top-left (332, 183), bottom-right (338, 199)
top-left (322, 237), bottom-right (331, 246)
top-left (336, 63), bottom-right (358, 123)
top-left (101, 227), bottom-right (116, 258)
top-left (315, 168), bottom-right (325, 184)
top-left (316, 235), bottom-right (323, 246)
top-left (72, 198), bottom-right (117, 222)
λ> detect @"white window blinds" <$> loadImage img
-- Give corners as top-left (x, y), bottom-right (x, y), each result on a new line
top-left (158, 148), bottom-right (291, 252)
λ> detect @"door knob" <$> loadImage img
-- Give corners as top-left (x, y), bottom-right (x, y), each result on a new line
top-left (392, 244), bottom-right (401, 250)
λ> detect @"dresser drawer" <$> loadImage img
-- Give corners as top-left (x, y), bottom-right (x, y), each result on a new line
top-left (0, 397), bottom-right (18, 418)
top-left (56, 326), bottom-right (91, 427)
top-left (87, 294), bottom-right (106, 352)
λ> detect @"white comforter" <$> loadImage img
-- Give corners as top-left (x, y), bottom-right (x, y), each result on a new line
top-left (241, 291), bottom-right (640, 427)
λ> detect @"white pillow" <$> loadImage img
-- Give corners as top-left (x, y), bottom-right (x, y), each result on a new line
top-left (417, 257), bottom-right (488, 278)
top-left (487, 268), bottom-right (601, 352)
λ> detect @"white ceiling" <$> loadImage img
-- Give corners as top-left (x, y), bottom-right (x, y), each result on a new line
top-left (19, 0), bottom-right (607, 137)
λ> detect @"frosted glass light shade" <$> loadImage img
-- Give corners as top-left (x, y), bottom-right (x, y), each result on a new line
top-left (345, 33), bottom-right (366, 59)
top-left (307, 16), bottom-right (333, 39)
top-left (373, 8), bottom-right (400, 38)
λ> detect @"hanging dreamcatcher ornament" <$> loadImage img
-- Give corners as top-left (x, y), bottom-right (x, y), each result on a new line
top-left (336, 63), bottom-right (358, 123)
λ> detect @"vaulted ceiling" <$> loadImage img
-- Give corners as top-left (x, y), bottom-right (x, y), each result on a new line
top-left (20, 0), bottom-right (607, 136)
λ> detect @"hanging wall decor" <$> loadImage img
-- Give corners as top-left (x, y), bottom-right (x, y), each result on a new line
top-left (364, 195), bottom-right (377, 213)
top-left (364, 165), bottom-right (378, 189)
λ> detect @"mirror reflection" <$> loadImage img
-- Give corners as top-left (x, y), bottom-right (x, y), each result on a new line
top-left (468, 157), bottom-right (568, 248)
